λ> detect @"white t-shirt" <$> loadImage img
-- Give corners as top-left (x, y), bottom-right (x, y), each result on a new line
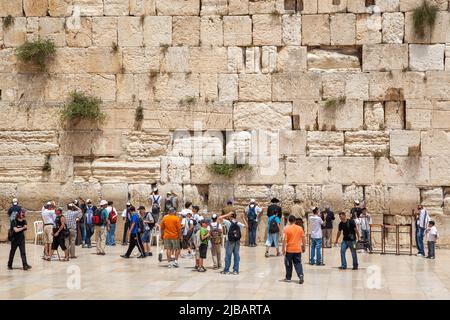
top-left (427, 226), bottom-right (438, 242)
top-left (193, 213), bottom-right (203, 222)
top-left (309, 215), bottom-right (323, 239)
top-left (181, 208), bottom-right (192, 217)
top-left (41, 208), bottom-right (56, 225)
top-left (181, 217), bottom-right (191, 236)
top-left (418, 209), bottom-right (430, 229)
top-left (150, 194), bottom-right (161, 206)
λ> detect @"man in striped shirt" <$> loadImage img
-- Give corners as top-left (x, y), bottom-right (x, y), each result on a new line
top-left (64, 203), bottom-right (82, 259)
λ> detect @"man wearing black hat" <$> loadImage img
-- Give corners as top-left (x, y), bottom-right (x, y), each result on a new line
top-left (8, 209), bottom-right (32, 270)
top-left (267, 198), bottom-right (282, 219)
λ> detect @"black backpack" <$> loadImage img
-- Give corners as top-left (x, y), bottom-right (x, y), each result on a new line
top-left (269, 217), bottom-right (279, 234)
top-left (138, 216), bottom-right (145, 234)
top-left (228, 221), bottom-right (241, 242)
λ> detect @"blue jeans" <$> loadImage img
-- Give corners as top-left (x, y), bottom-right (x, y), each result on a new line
top-left (427, 241), bottom-right (435, 258)
top-left (285, 252), bottom-right (303, 280)
top-left (224, 240), bottom-right (240, 273)
top-left (265, 232), bottom-right (279, 248)
top-left (85, 223), bottom-right (94, 246)
top-left (106, 223), bottom-right (116, 245)
top-left (80, 222), bottom-right (86, 244)
top-left (248, 220), bottom-right (257, 245)
top-left (310, 238), bottom-right (322, 264)
top-left (340, 240), bottom-right (358, 269)
top-left (417, 227), bottom-right (425, 255)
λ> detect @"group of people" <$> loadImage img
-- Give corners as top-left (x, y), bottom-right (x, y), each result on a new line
top-left (4, 194), bottom-right (440, 285)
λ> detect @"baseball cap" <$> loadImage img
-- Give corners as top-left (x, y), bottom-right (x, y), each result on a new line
top-left (153, 188), bottom-right (158, 192)
top-left (46, 201), bottom-right (52, 206)
top-left (126, 202), bottom-right (131, 206)
top-left (212, 214), bottom-right (218, 219)
top-left (354, 200), bottom-right (360, 204)
top-left (250, 199), bottom-right (256, 203)
top-left (86, 199), bottom-right (92, 203)
top-left (12, 198), bottom-right (18, 204)
top-left (99, 200), bottom-right (108, 206)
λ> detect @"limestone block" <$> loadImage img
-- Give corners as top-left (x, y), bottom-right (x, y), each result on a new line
top-left (238, 74), bottom-right (272, 101)
top-left (200, 15), bottom-right (223, 46)
top-left (282, 14), bottom-right (301, 45)
top-left (160, 47), bottom-right (190, 73)
top-left (129, 0), bottom-right (156, 16)
top-left (92, 17), bottom-right (117, 47)
top-left (154, 73), bottom-right (199, 102)
top-left (261, 46), bottom-right (277, 73)
top-left (343, 185), bottom-right (364, 213)
top-left (364, 102), bottom-right (385, 130)
top-left (277, 46), bottom-right (307, 72)
top-left (0, 49), bottom-right (15, 74)
top-left (347, 0), bottom-right (368, 13)
top-left (4, 17), bottom-right (26, 47)
top-left (445, 188), bottom-right (450, 215)
top-left (363, 44), bottom-right (408, 71)
top-left (60, 181), bottom-right (102, 205)
top-left (307, 132), bottom-right (344, 156)
top-left (128, 184), bottom-right (152, 207)
top-left (356, 13), bottom-right (382, 44)
top-left (345, 73), bottom-right (369, 100)
top-left (226, 131), bottom-right (252, 163)
top-left (24, 0), bottom-right (48, 16)
top-left (218, 74), bottom-right (238, 102)
top-left (322, 73), bottom-right (346, 99)
top-left (430, 157), bottom-right (450, 185)
top-left (345, 131), bottom-right (390, 157)
top-left (49, 155), bottom-right (73, 183)
top-left (409, 44), bottom-right (445, 71)
top-left (234, 185), bottom-right (270, 201)
top-left (318, 0), bottom-right (348, 13)
top-left (390, 130), bottom-right (420, 156)
top-left (199, 73), bottom-right (218, 102)
top-left (307, 48), bottom-right (361, 71)
top-left (227, 47), bottom-right (245, 73)
top-left (388, 185), bottom-right (420, 215)
top-left (329, 157), bottom-right (375, 185)
top-left (425, 71), bottom-right (450, 99)
top-left (66, 17), bottom-right (92, 47)
top-left (155, 0), bottom-right (200, 15)
top-left (279, 130), bottom-right (306, 156)
top-left (292, 100), bottom-right (319, 130)
top-left (400, 0), bottom-right (448, 11)
top-left (302, 14), bottom-right (330, 45)
top-left (17, 183), bottom-right (64, 211)
top-left (48, 0), bottom-right (73, 17)
top-left (375, 156), bottom-right (430, 185)
top-left (446, 45), bottom-right (450, 71)
top-left (104, 0), bottom-right (130, 15)
top-left (234, 102), bottom-right (292, 130)
top-left (295, 185), bottom-right (323, 209)
top-left (223, 16), bottom-right (252, 46)
top-left (245, 47), bottom-right (256, 73)
top-left (74, 0), bottom-right (104, 16)
top-left (421, 188), bottom-right (444, 216)
top-left (171, 133), bottom-right (223, 159)
top-left (0, 0), bottom-right (23, 16)
top-left (100, 184), bottom-right (129, 207)
top-left (432, 101), bottom-right (450, 129)
top-left (173, 16), bottom-right (200, 46)
top-left (369, 71), bottom-right (425, 101)
top-left (183, 185), bottom-right (205, 208)
top-left (85, 47), bottom-right (121, 73)
top-left (318, 99), bottom-right (364, 131)
top-left (382, 12), bottom-right (404, 44)
top-left (124, 130), bottom-right (170, 159)
top-left (286, 156), bottom-right (329, 184)
top-left (421, 130), bottom-right (450, 156)
top-left (0, 75), bottom-right (18, 102)
top-left (0, 183), bottom-right (17, 211)
top-left (253, 14), bottom-right (282, 46)
top-left (431, 12), bottom-right (450, 43)
top-left (330, 13), bottom-right (356, 45)
top-left (201, 0), bottom-right (228, 15)
top-left (365, 184), bottom-right (388, 215)
top-left (272, 72), bottom-right (321, 101)
top-left (189, 47), bottom-right (227, 73)
top-left (248, 0), bottom-right (278, 14)
top-left (86, 158), bottom-right (160, 183)
top-left (118, 17), bottom-right (144, 47)
top-left (160, 156), bottom-right (190, 184)
top-left (405, 99), bottom-right (432, 129)
top-left (301, 0), bottom-right (319, 13)
top-left (143, 16), bottom-right (171, 46)
top-left (122, 47), bottom-right (159, 73)
top-left (228, 0), bottom-right (249, 14)
top-left (269, 185), bottom-right (296, 209)
top-left (0, 155), bottom-right (48, 183)
top-left (322, 184), bottom-right (344, 212)
top-left (0, 131), bottom-right (59, 156)
top-left (385, 101), bottom-right (405, 129)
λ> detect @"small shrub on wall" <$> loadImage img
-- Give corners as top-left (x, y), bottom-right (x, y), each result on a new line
top-left (207, 163), bottom-right (251, 177)
top-left (60, 91), bottom-right (106, 126)
top-left (15, 39), bottom-right (56, 71)
top-left (413, 1), bottom-right (438, 38)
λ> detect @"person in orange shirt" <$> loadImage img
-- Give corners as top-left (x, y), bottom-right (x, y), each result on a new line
top-left (160, 208), bottom-right (182, 268)
top-left (281, 215), bottom-right (306, 284)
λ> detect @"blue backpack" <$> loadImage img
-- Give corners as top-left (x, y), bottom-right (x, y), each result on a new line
top-left (248, 206), bottom-right (257, 220)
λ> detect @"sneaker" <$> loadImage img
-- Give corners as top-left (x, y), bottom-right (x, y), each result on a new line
top-left (264, 252), bottom-right (269, 258)
top-left (212, 266), bottom-right (218, 270)
top-left (7, 266), bottom-right (13, 270)
top-left (158, 253), bottom-right (163, 262)
top-left (317, 263), bottom-right (325, 266)
top-left (82, 244), bottom-right (87, 248)
top-left (352, 266), bottom-right (358, 270)
top-left (194, 265), bottom-right (199, 270)
top-left (220, 271), bottom-right (230, 275)
top-left (299, 276), bottom-right (304, 284)
top-left (416, 253), bottom-right (424, 257)
top-left (87, 245), bottom-right (92, 249)
top-left (23, 265), bottom-right (32, 271)
top-left (198, 267), bottom-right (206, 272)
top-left (173, 261), bottom-right (179, 268)
top-left (232, 271), bottom-right (239, 275)
top-left (147, 252), bottom-right (153, 257)
top-left (279, 279), bottom-right (291, 283)
top-left (120, 255), bottom-right (130, 259)
top-left (70, 256), bottom-right (77, 259)
top-left (338, 266), bottom-right (347, 270)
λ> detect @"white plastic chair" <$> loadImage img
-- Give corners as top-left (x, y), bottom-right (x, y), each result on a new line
top-left (34, 221), bottom-right (44, 245)
top-left (151, 224), bottom-right (161, 253)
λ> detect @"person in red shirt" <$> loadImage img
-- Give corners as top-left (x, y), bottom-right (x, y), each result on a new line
top-left (281, 215), bottom-right (306, 284)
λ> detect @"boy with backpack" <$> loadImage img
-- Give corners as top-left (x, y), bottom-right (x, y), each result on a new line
top-left (218, 211), bottom-right (247, 275)
top-left (93, 200), bottom-right (110, 255)
top-left (121, 206), bottom-right (146, 259)
top-left (209, 214), bottom-right (223, 269)
top-left (106, 201), bottom-right (118, 246)
top-left (198, 219), bottom-right (210, 272)
top-left (265, 212), bottom-right (281, 257)
top-left (150, 188), bottom-right (161, 222)
top-left (140, 206), bottom-right (154, 257)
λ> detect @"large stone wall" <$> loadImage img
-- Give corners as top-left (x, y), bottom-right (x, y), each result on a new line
top-left (1, 0), bottom-right (450, 245)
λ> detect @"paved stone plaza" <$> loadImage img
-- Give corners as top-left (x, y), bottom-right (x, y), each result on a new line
top-left (1, 243), bottom-right (449, 300)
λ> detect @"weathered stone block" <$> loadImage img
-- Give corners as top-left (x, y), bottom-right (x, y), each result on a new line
top-left (356, 13), bottom-right (382, 44)
top-left (74, 0), bottom-right (104, 16)
top-left (124, 130), bottom-right (170, 159)
top-left (261, 46), bottom-right (277, 73)
top-left (48, 0), bottom-right (72, 17)
top-left (253, 14), bottom-right (282, 46)
top-left (199, 73), bottom-right (218, 102)
top-left (388, 185), bottom-right (420, 215)
top-left (92, 17), bottom-right (117, 47)
top-left (223, 16), bottom-right (252, 46)
top-left (156, 0), bottom-right (200, 15)
top-left (248, 0), bottom-right (278, 14)
top-left (173, 16), bottom-right (200, 46)
top-left (189, 47), bottom-right (227, 73)
top-left (154, 73), bottom-right (199, 102)
top-left (200, 15), bottom-right (223, 46)
top-left (318, 100), bottom-right (364, 131)
top-left (390, 130), bottom-right (420, 156)
top-left (272, 72), bottom-right (321, 101)
top-left (331, 13), bottom-right (356, 45)
top-left (201, 0), bottom-right (228, 16)
top-left (363, 44), bottom-right (408, 71)
top-left (282, 14), bottom-right (301, 45)
top-left (421, 187), bottom-right (444, 216)
top-left (318, 0), bottom-right (348, 13)
top-left (118, 17), bottom-right (143, 47)
top-left (405, 99), bottom-right (432, 129)
top-left (122, 47), bottom-right (159, 73)
top-left (400, 0), bottom-right (448, 11)
top-left (409, 44), bottom-right (445, 71)
top-left (238, 74), bottom-right (272, 101)
top-left (302, 14), bottom-right (330, 45)
top-left (421, 130), bottom-right (450, 156)
top-left (228, 0), bottom-right (249, 14)
top-left (0, 183), bottom-right (17, 212)
top-left (129, 0), bottom-right (156, 16)
top-left (286, 156), bottom-right (329, 184)
top-left (17, 183), bottom-right (63, 211)
top-left (160, 47), bottom-right (190, 73)
top-left (104, 0), bottom-right (130, 15)
top-left (128, 184), bottom-right (152, 207)
top-left (234, 102), bottom-right (292, 130)
top-left (425, 71), bottom-right (450, 99)
top-left (432, 101), bottom-right (450, 129)
top-left (4, 17), bottom-right (26, 47)
top-left (307, 132), bottom-right (344, 156)
top-left (375, 156), bottom-right (430, 185)
top-left (227, 47), bottom-right (245, 73)
top-left (218, 74), bottom-right (238, 102)
top-left (0, 131), bottom-right (59, 156)
top-left (0, 0), bottom-right (23, 16)
top-left (430, 157), bottom-right (450, 185)
top-left (86, 47), bottom-right (121, 73)
top-left (329, 157), bottom-right (375, 185)
top-left (292, 100), bottom-right (319, 130)
top-left (100, 183), bottom-right (129, 207)
top-left (24, 0), bottom-right (48, 16)
top-left (277, 46), bottom-right (307, 72)
top-left (382, 12), bottom-right (404, 44)
top-left (385, 101), bottom-right (405, 129)
top-left (280, 130), bottom-right (306, 156)
top-left (364, 102), bottom-right (385, 130)
top-left (365, 184), bottom-right (388, 215)
top-left (345, 131), bottom-right (390, 156)
top-left (143, 16), bottom-right (171, 46)
top-left (66, 17), bottom-right (92, 47)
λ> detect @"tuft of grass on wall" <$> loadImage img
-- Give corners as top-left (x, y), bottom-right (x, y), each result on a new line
top-left (3, 15), bottom-right (15, 29)
top-left (412, 1), bottom-right (438, 38)
top-left (324, 96), bottom-right (346, 108)
top-left (42, 155), bottom-right (51, 172)
top-left (15, 39), bottom-right (56, 71)
top-left (135, 104), bottom-right (144, 122)
top-left (60, 91), bottom-right (106, 125)
top-left (207, 163), bottom-right (251, 177)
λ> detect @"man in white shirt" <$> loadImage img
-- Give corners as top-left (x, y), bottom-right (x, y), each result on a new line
top-left (308, 207), bottom-right (325, 266)
top-left (416, 205), bottom-right (430, 257)
top-left (41, 201), bottom-right (56, 260)
top-left (106, 201), bottom-right (118, 246)
top-left (209, 214), bottom-right (223, 269)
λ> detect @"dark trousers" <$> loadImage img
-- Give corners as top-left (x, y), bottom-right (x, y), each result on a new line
top-left (248, 219), bottom-right (257, 245)
top-left (427, 241), bottom-right (436, 258)
top-left (122, 221), bottom-right (130, 244)
top-left (85, 223), bottom-right (94, 246)
top-left (125, 233), bottom-right (145, 257)
top-left (285, 252), bottom-right (303, 280)
top-left (8, 238), bottom-right (28, 268)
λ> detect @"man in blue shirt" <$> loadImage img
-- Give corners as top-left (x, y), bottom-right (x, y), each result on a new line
top-left (121, 206), bottom-right (145, 258)
top-left (265, 213), bottom-right (281, 257)
top-left (82, 199), bottom-right (97, 248)
top-left (94, 200), bottom-right (110, 255)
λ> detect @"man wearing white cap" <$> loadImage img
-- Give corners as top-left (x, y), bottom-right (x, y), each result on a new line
top-left (8, 198), bottom-right (22, 222)
top-left (83, 199), bottom-right (97, 248)
top-left (209, 214), bottom-right (223, 269)
top-left (93, 200), bottom-right (110, 255)
top-left (41, 201), bottom-right (56, 260)
top-left (351, 200), bottom-right (362, 219)
top-left (244, 199), bottom-right (263, 247)
top-left (149, 188), bottom-right (161, 222)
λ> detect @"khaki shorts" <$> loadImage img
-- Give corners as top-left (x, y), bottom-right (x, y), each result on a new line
top-left (44, 225), bottom-right (53, 244)
top-left (164, 239), bottom-right (180, 250)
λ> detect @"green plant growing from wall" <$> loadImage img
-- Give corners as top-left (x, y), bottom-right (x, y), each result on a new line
top-left (60, 91), bottom-right (106, 125)
top-left (179, 96), bottom-right (197, 106)
top-left (207, 163), bottom-right (251, 177)
top-left (42, 155), bottom-right (51, 173)
top-left (3, 15), bottom-right (15, 29)
top-left (15, 39), bottom-right (56, 71)
top-left (412, 1), bottom-right (438, 38)
top-left (135, 104), bottom-right (144, 122)
top-left (324, 96), bottom-right (346, 108)
top-left (111, 42), bottom-right (119, 53)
